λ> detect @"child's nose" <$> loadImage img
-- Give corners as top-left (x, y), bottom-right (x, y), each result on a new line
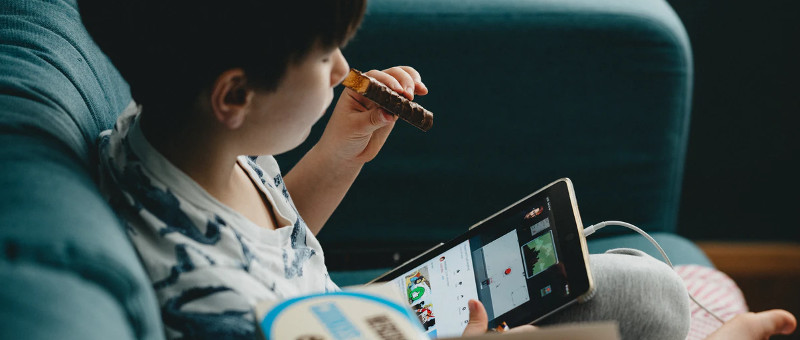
top-left (331, 49), bottom-right (349, 87)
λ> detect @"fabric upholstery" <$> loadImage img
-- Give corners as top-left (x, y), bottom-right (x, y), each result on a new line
top-left (1, 0), bottom-right (162, 339)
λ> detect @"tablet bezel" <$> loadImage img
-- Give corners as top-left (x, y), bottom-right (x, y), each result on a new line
top-left (371, 178), bottom-right (593, 330)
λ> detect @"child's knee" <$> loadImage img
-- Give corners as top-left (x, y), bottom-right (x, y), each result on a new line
top-left (540, 249), bottom-right (691, 340)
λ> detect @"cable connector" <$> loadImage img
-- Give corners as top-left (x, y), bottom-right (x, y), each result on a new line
top-left (583, 220), bottom-right (725, 324)
top-left (582, 221), bottom-right (607, 237)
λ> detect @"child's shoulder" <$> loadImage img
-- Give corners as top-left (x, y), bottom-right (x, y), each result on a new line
top-left (242, 155), bottom-right (283, 186)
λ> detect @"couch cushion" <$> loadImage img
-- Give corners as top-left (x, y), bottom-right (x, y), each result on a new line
top-left (586, 233), bottom-right (712, 268)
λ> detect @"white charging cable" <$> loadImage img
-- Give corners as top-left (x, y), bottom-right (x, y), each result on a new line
top-left (583, 221), bottom-right (725, 324)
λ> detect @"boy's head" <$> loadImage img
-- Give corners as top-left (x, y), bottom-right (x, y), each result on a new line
top-left (79, 0), bottom-right (366, 138)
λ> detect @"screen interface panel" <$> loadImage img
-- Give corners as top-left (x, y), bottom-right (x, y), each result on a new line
top-left (388, 195), bottom-right (570, 338)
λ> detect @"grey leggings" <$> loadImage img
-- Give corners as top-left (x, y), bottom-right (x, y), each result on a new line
top-left (538, 249), bottom-right (692, 340)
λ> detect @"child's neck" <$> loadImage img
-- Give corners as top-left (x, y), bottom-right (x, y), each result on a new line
top-left (140, 115), bottom-right (279, 229)
top-left (140, 113), bottom-right (279, 230)
top-left (141, 114), bottom-right (235, 195)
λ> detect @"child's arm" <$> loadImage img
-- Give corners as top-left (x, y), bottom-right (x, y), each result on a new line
top-left (283, 66), bottom-right (427, 235)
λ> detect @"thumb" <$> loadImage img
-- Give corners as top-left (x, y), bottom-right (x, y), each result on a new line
top-left (462, 299), bottom-right (489, 336)
top-left (366, 107), bottom-right (397, 130)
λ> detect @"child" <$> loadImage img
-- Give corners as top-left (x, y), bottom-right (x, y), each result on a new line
top-left (83, 0), bottom-right (435, 337)
top-left (80, 0), bottom-right (794, 339)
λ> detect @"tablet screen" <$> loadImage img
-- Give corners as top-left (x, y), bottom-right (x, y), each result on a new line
top-left (385, 192), bottom-right (579, 338)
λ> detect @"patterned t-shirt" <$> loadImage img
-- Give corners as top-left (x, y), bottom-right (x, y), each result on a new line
top-left (98, 103), bottom-right (339, 339)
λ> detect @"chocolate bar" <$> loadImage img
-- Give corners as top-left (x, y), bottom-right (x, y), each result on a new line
top-left (342, 69), bottom-right (433, 131)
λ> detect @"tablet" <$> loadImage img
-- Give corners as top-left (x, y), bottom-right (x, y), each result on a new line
top-left (370, 178), bottom-right (594, 338)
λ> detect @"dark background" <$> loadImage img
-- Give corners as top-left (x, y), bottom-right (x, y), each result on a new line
top-left (668, 0), bottom-right (800, 242)
top-left (667, 2), bottom-right (800, 338)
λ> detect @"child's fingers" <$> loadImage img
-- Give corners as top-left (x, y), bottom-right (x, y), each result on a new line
top-left (362, 109), bottom-right (397, 151)
top-left (462, 299), bottom-right (489, 336)
top-left (364, 67), bottom-right (426, 101)
top-left (383, 66), bottom-right (417, 100)
top-left (396, 66), bottom-right (428, 95)
top-left (363, 69), bottom-right (405, 96)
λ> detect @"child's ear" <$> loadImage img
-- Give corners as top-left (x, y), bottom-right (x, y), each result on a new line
top-left (210, 68), bottom-right (253, 129)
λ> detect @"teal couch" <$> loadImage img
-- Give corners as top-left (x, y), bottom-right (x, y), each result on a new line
top-left (279, 0), bottom-right (712, 284)
top-left (1, 0), bottom-right (710, 338)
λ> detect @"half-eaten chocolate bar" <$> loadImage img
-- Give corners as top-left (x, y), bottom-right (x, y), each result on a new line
top-left (342, 69), bottom-right (433, 131)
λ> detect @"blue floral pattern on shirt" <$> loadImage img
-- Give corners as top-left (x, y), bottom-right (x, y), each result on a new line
top-left (97, 106), bottom-right (339, 339)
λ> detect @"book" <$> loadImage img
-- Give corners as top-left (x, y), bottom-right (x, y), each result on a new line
top-left (255, 283), bottom-right (429, 340)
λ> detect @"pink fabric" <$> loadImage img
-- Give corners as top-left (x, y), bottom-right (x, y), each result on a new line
top-left (675, 265), bottom-right (749, 340)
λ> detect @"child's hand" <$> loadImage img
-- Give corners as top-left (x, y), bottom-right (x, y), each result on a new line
top-left (284, 66), bottom-right (426, 233)
top-left (462, 299), bottom-right (537, 337)
top-left (317, 66), bottom-right (428, 166)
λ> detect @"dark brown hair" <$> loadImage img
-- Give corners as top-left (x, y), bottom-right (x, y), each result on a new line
top-left (79, 0), bottom-right (366, 119)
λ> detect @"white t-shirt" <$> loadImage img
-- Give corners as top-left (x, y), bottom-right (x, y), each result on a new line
top-left (98, 102), bottom-right (339, 339)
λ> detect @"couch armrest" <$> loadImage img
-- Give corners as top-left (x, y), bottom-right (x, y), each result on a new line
top-left (0, 133), bottom-right (163, 340)
top-left (0, 260), bottom-right (136, 339)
